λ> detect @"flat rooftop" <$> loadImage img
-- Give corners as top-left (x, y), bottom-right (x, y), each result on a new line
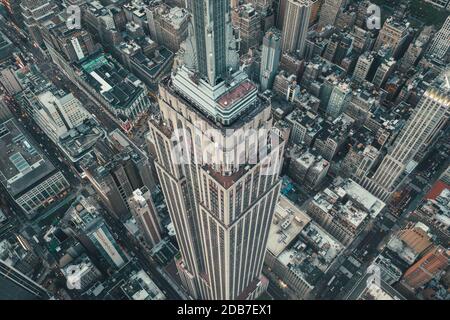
top-left (0, 119), bottom-right (55, 197)
top-left (346, 271), bottom-right (405, 300)
top-left (217, 80), bottom-right (257, 110)
top-left (277, 221), bottom-right (344, 287)
top-left (339, 178), bottom-right (386, 218)
top-left (267, 195), bottom-right (311, 257)
top-left (131, 47), bottom-right (173, 79)
top-left (59, 118), bottom-right (105, 161)
top-left (301, 222), bottom-right (344, 265)
top-left (121, 270), bottom-right (165, 300)
top-left (162, 76), bottom-right (270, 131)
top-left (78, 54), bottom-right (144, 110)
top-left (311, 179), bottom-right (376, 231)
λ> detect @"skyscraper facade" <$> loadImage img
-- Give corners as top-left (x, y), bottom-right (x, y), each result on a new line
top-left (318, 0), bottom-right (344, 28)
top-left (428, 15), bottom-right (450, 61)
top-left (373, 17), bottom-right (410, 60)
top-left (326, 81), bottom-right (351, 119)
top-left (148, 0), bottom-right (285, 300)
top-left (0, 260), bottom-right (51, 300)
top-left (185, 0), bottom-right (238, 86)
top-left (232, 3), bottom-right (262, 54)
top-left (128, 188), bottom-right (162, 249)
top-left (281, 0), bottom-right (313, 59)
top-left (361, 87), bottom-right (450, 201)
top-left (260, 28), bottom-right (282, 91)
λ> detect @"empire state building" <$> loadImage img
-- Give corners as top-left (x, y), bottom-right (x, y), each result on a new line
top-left (148, 0), bottom-right (285, 300)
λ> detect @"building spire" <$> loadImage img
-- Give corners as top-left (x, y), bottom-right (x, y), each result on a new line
top-left (184, 0), bottom-right (239, 86)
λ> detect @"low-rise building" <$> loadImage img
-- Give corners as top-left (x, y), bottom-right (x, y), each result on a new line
top-left (265, 195), bottom-right (344, 299)
top-left (69, 53), bottom-right (151, 132)
top-left (61, 254), bottom-right (102, 291)
top-left (286, 108), bottom-right (324, 147)
top-left (0, 118), bottom-right (70, 219)
top-left (288, 146), bottom-right (329, 190)
top-left (413, 186), bottom-right (450, 244)
top-left (307, 178), bottom-right (385, 245)
top-left (313, 114), bottom-right (354, 161)
top-left (16, 66), bottom-right (105, 163)
top-left (81, 260), bottom-right (165, 300)
top-left (117, 39), bottom-right (174, 86)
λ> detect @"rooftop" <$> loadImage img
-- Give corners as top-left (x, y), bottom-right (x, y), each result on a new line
top-left (77, 53), bottom-right (145, 110)
top-left (277, 221), bottom-right (344, 288)
top-left (130, 46), bottom-right (174, 80)
top-left (162, 75), bottom-right (271, 131)
top-left (171, 67), bottom-right (264, 126)
top-left (0, 119), bottom-right (55, 197)
top-left (121, 269), bottom-right (165, 300)
top-left (81, 260), bottom-right (165, 300)
top-left (316, 114), bottom-right (354, 142)
top-left (337, 178), bottom-right (386, 218)
top-left (217, 80), bottom-right (257, 110)
top-left (347, 273), bottom-right (405, 300)
top-left (81, 129), bottom-right (148, 182)
top-left (286, 108), bottom-right (324, 134)
top-left (267, 195), bottom-right (311, 257)
top-left (310, 178), bottom-right (383, 232)
top-left (150, 5), bottom-right (190, 29)
top-left (58, 118), bottom-right (106, 162)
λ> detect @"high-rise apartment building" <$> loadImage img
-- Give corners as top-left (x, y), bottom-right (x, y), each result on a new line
top-left (274, 0), bottom-right (288, 29)
top-left (232, 3), bottom-right (262, 54)
top-left (128, 188), bottom-right (162, 249)
top-left (82, 130), bottom-right (155, 220)
top-left (281, 0), bottom-right (313, 59)
top-left (399, 35), bottom-right (430, 72)
top-left (353, 52), bottom-right (374, 83)
top-left (148, 0), bottom-right (285, 300)
top-left (309, 0), bottom-right (322, 26)
top-left (374, 17), bottom-right (410, 59)
top-left (361, 86), bottom-right (450, 201)
top-left (317, 0), bottom-right (344, 28)
top-left (146, 5), bottom-right (190, 53)
top-left (326, 81), bottom-right (351, 119)
top-left (372, 58), bottom-right (396, 88)
top-left (428, 16), bottom-right (450, 61)
top-left (260, 28), bottom-right (282, 91)
top-left (251, 0), bottom-right (275, 13)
